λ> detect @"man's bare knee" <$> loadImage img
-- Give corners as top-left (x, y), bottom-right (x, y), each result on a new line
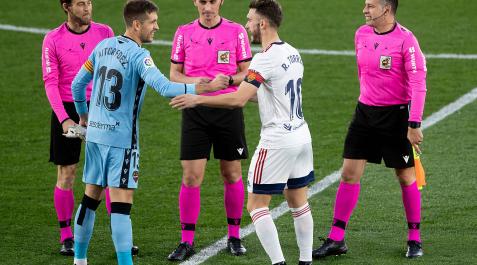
top-left (247, 193), bottom-right (271, 213)
top-left (220, 160), bottom-right (242, 184)
top-left (57, 164), bottom-right (77, 189)
top-left (181, 160), bottom-right (206, 187)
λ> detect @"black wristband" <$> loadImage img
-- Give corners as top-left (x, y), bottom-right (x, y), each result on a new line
top-left (228, 75), bottom-right (234, 86)
top-left (408, 121), bottom-right (421, 128)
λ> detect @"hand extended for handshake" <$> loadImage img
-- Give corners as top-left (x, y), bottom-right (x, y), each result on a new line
top-left (61, 74), bottom-right (230, 138)
top-left (171, 74), bottom-right (230, 110)
top-left (200, 73), bottom-right (230, 90)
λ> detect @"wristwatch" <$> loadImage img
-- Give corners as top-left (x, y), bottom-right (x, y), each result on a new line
top-left (228, 75), bottom-right (234, 86)
top-left (408, 121), bottom-right (421, 128)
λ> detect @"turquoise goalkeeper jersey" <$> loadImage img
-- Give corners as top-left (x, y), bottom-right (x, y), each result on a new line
top-left (72, 35), bottom-right (196, 149)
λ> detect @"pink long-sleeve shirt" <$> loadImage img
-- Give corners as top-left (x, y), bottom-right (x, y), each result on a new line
top-left (170, 18), bottom-right (252, 96)
top-left (41, 22), bottom-right (113, 123)
top-left (355, 23), bottom-right (427, 122)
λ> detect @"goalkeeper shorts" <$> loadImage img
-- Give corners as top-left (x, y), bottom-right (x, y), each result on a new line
top-left (83, 141), bottom-right (140, 189)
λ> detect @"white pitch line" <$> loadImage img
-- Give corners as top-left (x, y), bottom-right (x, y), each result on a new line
top-left (2, 23), bottom-right (477, 60)
top-left (3, 21), bottom-right (477, 262)
top-left (180, 171), bottom-right (341, 265)
top-left (181, 86), bottom-right (477, 265)
top-left (422, 87), bottom-right (477, 129)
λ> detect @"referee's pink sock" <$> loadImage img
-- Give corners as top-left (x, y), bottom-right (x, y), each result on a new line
top-left (401, 181), bottom-right (422, 242)
top-left (179, 184), bottom-right (201, 245)
top-left (328, 182), bottom-right (360, 241)
top-left (105, 187), bottom-right (112, 215)
top-left (224, 178), bottom-right (244, 239)
top-left (54, 186), bottom-right (75, 242)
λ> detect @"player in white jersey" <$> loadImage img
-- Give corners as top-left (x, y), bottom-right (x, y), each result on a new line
top-left (171, 1), bottom-right (314, 264)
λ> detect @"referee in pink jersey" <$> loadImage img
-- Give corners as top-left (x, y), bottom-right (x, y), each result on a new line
top-left (313, 0), bottom-right (427, 260)
top-left (167, 0), bottom-right (252, 261)
top-left (41, 0), bottom-right (130, 256)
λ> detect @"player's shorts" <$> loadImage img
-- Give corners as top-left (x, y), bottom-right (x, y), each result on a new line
top-left (247, 142), bottom-right (315, 194)
top-left (83, 141), bottom-right (140, 189)
top-left (49, 101), bottom-right (84, 165)
top-left (180, 106), bottom-right (248, 161)
top-left (343, 102), bottom-right (414, 169)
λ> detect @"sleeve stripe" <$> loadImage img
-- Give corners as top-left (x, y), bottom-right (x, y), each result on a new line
top-left (170, 59), bottom-right (184, 64)
top-left (83, 60), bottom-right (94, 73)
top-left (244, 70), bottom-right (265, 88)
top-left (238, 57), bottom-right (253, 63)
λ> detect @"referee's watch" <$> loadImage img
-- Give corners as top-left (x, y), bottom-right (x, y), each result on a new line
top-left (408, 121), bottom-right (421, 128)
top-left (228, 75), bottom-right (234, 86)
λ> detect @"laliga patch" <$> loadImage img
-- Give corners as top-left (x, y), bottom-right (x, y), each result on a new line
top-left (143, 57), bottom-right (155, 69)
top-left (218, 50), bottom-right (230, 64)
top-left (380, 55), bottom-right (392, 70)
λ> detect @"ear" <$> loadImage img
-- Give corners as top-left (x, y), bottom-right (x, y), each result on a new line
top-left (259, 18), bottom-right (266, 29)
top-left (62, 3), bottom-right (69, 13)
top-left (132, 20), bottom-right (141, 31)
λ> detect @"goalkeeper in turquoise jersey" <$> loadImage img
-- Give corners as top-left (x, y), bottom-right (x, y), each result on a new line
top-left (70, 1), bottom-right (227, 264)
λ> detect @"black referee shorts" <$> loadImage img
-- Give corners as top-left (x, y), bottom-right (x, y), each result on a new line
top-left (49, 102), bottom-right (83, 166)
top-left (180, 106), bottom-right (248, 161)
top-left (343, 102), bottom-right (414, 169)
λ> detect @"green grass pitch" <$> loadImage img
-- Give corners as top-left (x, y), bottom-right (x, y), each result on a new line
top-left (0, 0), bottom-right (476, 264)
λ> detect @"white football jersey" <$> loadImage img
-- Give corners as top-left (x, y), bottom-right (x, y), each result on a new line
top-left (245, 41), bottom-right (311, 149)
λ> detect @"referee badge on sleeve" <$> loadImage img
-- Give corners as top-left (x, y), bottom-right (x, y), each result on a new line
top-left (380, 55), bottom-right (392, 70)
top-left (218, 50), bottom-right (230, 64)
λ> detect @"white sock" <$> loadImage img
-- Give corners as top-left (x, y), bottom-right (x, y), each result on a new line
top-left (291, 202), bottom-right (313, 262)
top-left (250, 207), bottom-right (285, 264)
top-left (73, 258), bottom-right (87, 265)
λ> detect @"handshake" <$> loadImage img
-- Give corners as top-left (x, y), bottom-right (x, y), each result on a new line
top-left (63, 124), bottom-right (87, 141)
top-left (197, 74), bottom-right (231, 91)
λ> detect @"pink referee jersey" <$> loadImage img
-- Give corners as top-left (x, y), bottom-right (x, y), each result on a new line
top-left (41, 22), bottom-right (113, 123)
top-left (355, 23), bottom-right (427, 122)
top-left (170, 18), bottom-right (252, 96)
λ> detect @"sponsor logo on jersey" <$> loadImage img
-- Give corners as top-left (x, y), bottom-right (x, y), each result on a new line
top-left (218, 50), bottom-right (230, 64)
top-left (239, 32), bottom-right (247, 59)
top-left (44, 48), bottom-right (51, 73)
top-left (173, 34), bottom-right (183, 61)
top-left (143, 57), bottom-right (155, 68)
top-left (380, 55), bottom-right (392, 70)
top-left (89, 120), bottom-right (118, 131)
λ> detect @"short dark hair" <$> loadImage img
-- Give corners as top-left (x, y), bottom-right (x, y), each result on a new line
top-left (59, 0), bottom-right (72, 5)
top-left (382, 0), bottom-right (398, 14)
top-left (123, 0), bottom-right (158, 27)
top-left (59, 0), bottom-right (73, 14)
top-left (249, 0), bottom-right (283, 29)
